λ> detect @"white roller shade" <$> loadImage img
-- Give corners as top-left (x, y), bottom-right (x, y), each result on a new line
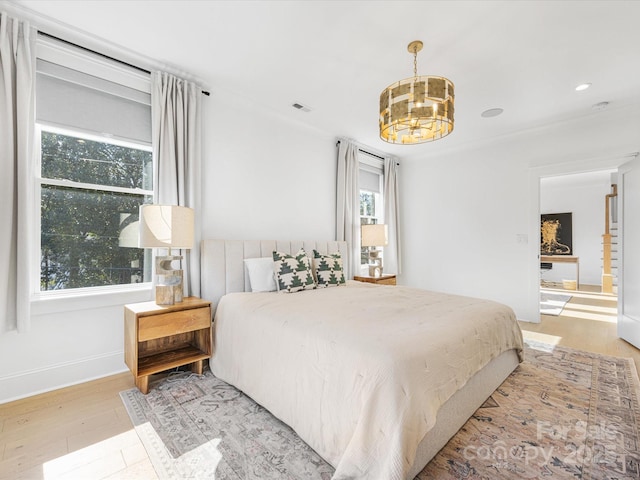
top-left (359, 168), bottom-right (381, 193)
top-left (36, 59), bottom-right (151, 144)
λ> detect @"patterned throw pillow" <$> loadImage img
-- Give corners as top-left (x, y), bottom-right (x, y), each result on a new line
top-left (272, 249), bottom-right (316, 293)
top-left (312, 250), bottom-right (346, 288)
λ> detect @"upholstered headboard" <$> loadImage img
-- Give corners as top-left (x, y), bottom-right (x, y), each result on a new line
top-left (201, 239), bottom-right (348, 313)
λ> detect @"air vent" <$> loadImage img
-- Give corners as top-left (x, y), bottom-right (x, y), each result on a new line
top-left (292, 102), bottom-right (312, 112)
top-left (592, 101), bottom-right (610, 111)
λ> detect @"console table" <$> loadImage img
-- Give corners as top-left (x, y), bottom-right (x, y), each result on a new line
top-left (540, 255), bottom-right (579, 289)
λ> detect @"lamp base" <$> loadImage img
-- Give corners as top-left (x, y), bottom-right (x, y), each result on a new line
top-left (155, 255), bottom-right (183, 305)
top-left (368, 248), bottom-right (383, 278)
top-left (368, 264), bottom-right (383, 278)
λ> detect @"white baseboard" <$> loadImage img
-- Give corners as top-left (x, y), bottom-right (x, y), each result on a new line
top-left (0, 350), bottom-right (128, 404)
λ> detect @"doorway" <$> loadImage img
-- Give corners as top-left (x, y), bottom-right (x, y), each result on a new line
top-left (536, 169), bottom-right (619, 340)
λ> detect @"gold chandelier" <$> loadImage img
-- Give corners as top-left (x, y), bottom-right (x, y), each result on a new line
top-left (379, 40), bottom-right (454, 144)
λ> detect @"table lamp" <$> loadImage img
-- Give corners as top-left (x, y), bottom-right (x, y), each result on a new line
top-left (361, 224), bottom-right (388, 277)
top-left (139, 205), bottom-right (194, 305)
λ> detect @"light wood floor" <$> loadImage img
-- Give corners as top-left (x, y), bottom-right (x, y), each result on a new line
top-left (0, 373), bottom-right (156, 480)
top-left (1, 287), bottom-right (639, 480)
top-left (521, 284), bottom-right (640, 372)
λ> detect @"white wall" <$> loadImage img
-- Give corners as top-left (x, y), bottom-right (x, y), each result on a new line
top-left (540, 172), bottom-right (613, 287)
top-left (399, 138), bottom-right (534, 321)
top-left (399, 104), bottom-right (640, 323)
top-left (0, 87), bottom-right (338, 404)
top-left (200, 90), bottom-right (336, 241)
top-left (0, 288), bottom-right (152, 403)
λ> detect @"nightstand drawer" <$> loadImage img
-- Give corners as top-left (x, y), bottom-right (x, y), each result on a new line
top-left (139, 307), bottom-right (211, 342)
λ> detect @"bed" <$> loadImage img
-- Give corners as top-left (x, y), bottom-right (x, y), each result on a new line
top-left (201, 239), bottom-right (523, 480)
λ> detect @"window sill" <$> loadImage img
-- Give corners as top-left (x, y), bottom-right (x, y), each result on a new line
top-left (31, 283), bottom-right (153, 316)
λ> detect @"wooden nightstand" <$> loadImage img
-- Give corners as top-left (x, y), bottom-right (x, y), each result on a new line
top-left (124, 296), bottom-right (212, 394)
top-left (353, 274), bottom-right (397, 285)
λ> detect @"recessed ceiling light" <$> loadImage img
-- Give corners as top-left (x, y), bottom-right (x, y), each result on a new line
top-left (575, 83), bottom-right (591, 92)
top-left (481, 108), bottom-right (504, 118)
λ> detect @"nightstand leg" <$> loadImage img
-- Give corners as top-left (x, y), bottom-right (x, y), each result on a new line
top-left (191, 360), bottom-right (204, 375)
top-left (136, 376), bottom-right (149, 394)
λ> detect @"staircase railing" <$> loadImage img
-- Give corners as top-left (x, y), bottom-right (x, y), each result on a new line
top-left (602, 184), bottom-right (617, 293)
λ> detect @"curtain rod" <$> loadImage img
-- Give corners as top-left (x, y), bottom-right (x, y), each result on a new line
top-left (335, 140), bottom-right (385, 161)
top-left (37, 31), bottom-right (211, 96)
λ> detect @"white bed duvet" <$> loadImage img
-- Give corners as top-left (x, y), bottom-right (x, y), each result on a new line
top-left (210, 281), bottom-right (523, 480)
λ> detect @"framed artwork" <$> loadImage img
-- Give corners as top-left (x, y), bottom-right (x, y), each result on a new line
top-left (540, 212), bottom-right (573, 255)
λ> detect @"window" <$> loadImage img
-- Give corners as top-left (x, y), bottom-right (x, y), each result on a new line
top-left (359, 153), bottom-right (384, 266)
top-left (39, 127), bottom-right (152, 290)
top-left (36, 37), bottom-right (153, 292)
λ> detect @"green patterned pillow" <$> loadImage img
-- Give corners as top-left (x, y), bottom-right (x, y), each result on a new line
top-left (312, 250), bottom-right (346, 288)
top-left (272, 249), bottom-right (316, 293)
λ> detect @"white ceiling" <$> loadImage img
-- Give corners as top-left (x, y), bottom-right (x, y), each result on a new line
top-left (9, 0), bottom-right (640, 160)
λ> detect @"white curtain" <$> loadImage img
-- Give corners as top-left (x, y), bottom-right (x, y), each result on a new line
top-left (384, 158), bottom-right (402, 274)
top-left (151, 71), bottom-right (202, 297)
top-left (336, 139), bottom-right (360, 278)
top-left (0, 14), bottom-right (36, 333)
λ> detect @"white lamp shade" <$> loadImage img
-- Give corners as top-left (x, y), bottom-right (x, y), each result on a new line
top-left (361, 224), bottom-right (388, 247)
top-left (139, 205), bottom-right (194, 249)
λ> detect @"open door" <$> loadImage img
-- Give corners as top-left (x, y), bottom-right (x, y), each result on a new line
top-left (618, 155), bottom-right (640, 348)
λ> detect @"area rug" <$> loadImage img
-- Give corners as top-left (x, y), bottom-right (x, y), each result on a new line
top-left (540, 290), bottom-right (572, 316)
top-left (120, 341), bottom-right (640, 479)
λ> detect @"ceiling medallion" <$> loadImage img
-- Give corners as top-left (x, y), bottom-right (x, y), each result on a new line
top-left (379, 40), bottom-right (455, 144)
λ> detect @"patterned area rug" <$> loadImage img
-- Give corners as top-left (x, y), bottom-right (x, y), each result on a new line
top-left (120, 341), bottom-right (640, 479)
top-left (540, 291), bottom-right (572, 316)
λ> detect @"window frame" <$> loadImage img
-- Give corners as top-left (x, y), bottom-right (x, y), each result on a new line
top-left (35, 124), bottom-right (154, 296)
top-left (37, 124), bottom-right (153, 197)
top-left (358, 153), bottom-right (385, 269)
top-left (33, 36), bottom-right (154, 300)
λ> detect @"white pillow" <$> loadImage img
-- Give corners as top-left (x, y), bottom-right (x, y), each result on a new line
top-left (244, 257), bottom-right (277, 292)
